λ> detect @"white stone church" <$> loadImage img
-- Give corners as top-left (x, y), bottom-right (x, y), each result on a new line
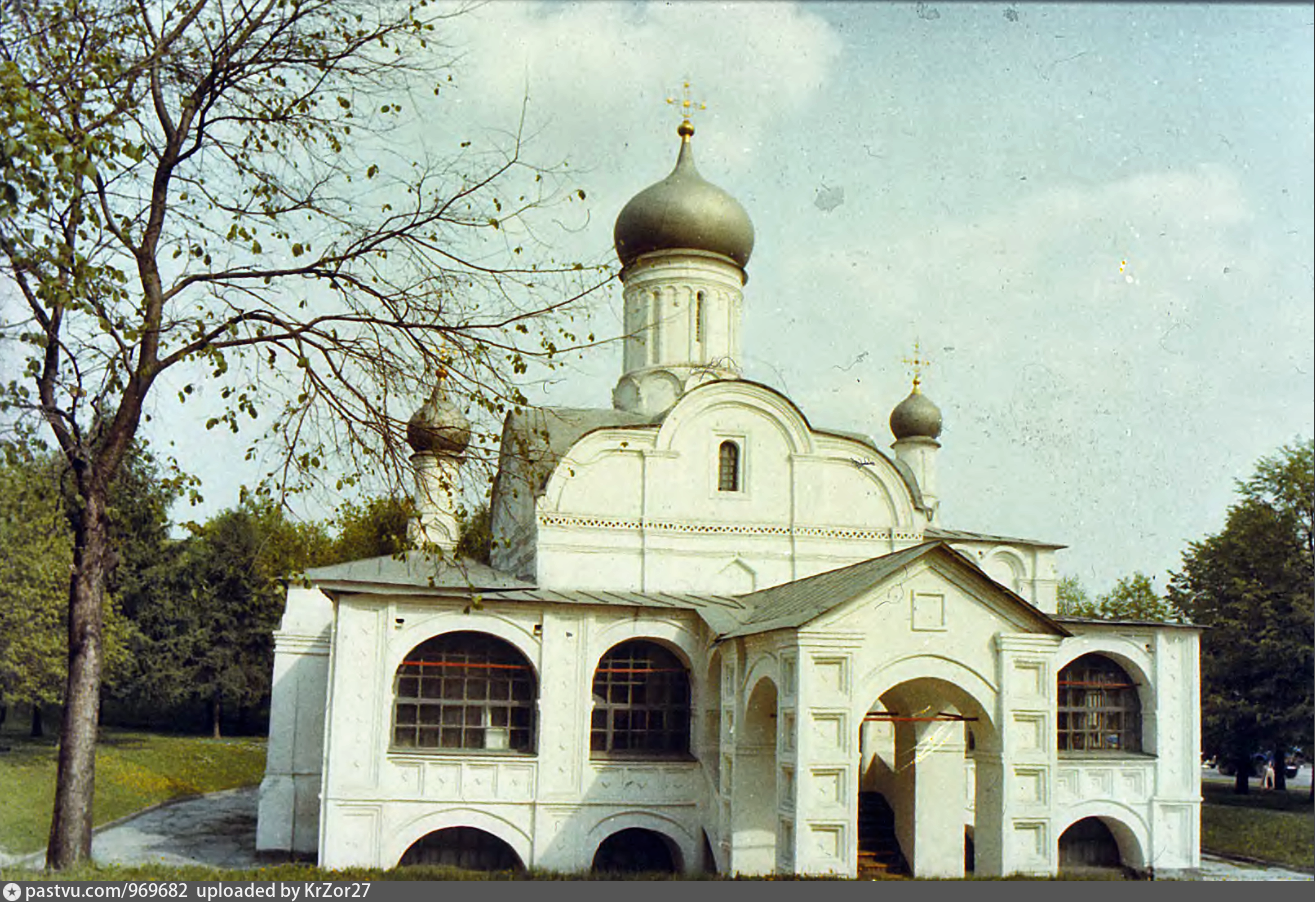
top-left (256, 118), bottom-right (1202, 879)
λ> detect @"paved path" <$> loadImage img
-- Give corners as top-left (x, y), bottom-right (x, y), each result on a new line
top-left (3, 786), bottom-right (1309, 879)
top-left (1, 787), bottom-right (261, 872)
top-left (1194, 854), bottom-right (1311, 881)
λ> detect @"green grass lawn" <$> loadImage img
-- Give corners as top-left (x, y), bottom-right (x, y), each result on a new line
top-left (0, 726), bottom-right (267, 858)
top-left (1200, 781), bottom-right (1314, 870)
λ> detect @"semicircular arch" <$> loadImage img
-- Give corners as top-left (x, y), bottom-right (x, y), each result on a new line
top-left (742, 653), bottom-right (780, 701)
top-left (1055, 802), bottom-right (1149, 871)
top-left (388, 616), bottom-right (539, 677)
top-left (387, 807), bottom-right (531, 870)
top-left (1055, 636), bottom-right (1157, 715)
top-left (655, 382), bottom-right (815, 457)
top-left (854, 654), bottom-right (999, 744)
top-left (584, 810), bottom-right (695, 870)
top-left (590, 618), bottom-right (701, 675)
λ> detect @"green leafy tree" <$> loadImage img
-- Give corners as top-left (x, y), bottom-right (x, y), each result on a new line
top-left (1093, 572), bottom-right (1179, 622)
top-left (0, 0), bottom-right (603, 866)
top-left (1169, 440), bottom-right (1314, 794)
top-left (0, 445), bottom-right (134, 736)
top-left (455, 503), bottom-right (493, 565)
top-left (0, 448), bottom-right (74, 737)
top-left (1056, 575), bottom-right (1095, 617)
top-left (1057, 572), bottom-right (1177, 622)
top-left (328, 495), bottom-right (415, 564)
top-left (142, 500), bottom-right (330, 738)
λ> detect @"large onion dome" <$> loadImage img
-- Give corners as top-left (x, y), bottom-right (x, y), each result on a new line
top-left (890, 386), bottom-right (943, 441)
top-left (613, 121), bottom-right (755, 269)
top-left (406, 384), bottom-right (471, 456)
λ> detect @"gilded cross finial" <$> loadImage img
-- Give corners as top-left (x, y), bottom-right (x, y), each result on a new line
top-left (666, 79), bottom-right (706, 133)
top-left (903, 340), bottom-right (931, 391)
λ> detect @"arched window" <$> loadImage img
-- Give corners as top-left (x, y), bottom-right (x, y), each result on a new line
top-left (695, 291), bottom-right (706, 343)
top-left (717, 441), bottom-right (740, 492)
top-left (393, 631), bottom-right (536, 752)
top-left (1057, 654), bottom-right (1141, 752)
top-left (591, 640), bottom-right (691, 756)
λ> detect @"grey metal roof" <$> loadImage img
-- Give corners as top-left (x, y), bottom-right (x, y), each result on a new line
top-left (482, 587), bottom-right (750, 635)
top-left (925, 525), bottom-right (1067, 550)
top-left (1056, 616), bottom-right (1201, 631)
top-left (300, 543), bottom-right (1068, 640)
top-left (299, 551), bottom-right (748, 633)
top-left (722, 543), bottom-right (938, 637)
top-left (719, 541), bottom-right (1069, 639)
top-left (300, 551), bottom-right (535, 594)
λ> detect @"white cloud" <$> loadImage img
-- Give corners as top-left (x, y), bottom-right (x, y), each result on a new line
top-left (442, 1), bottom-right (843, 171)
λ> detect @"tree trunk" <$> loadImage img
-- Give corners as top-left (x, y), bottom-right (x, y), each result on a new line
top-left (46, 492), bottom-right (110, 870)
top-left (30, 703), bottom-right (42, 738)
top-left (1273, 748), bottom-right (1287, 791)
top-left (212, 693), bottom-right (222, 740)
top-left (1232, 755), bottom-right (1250, 795)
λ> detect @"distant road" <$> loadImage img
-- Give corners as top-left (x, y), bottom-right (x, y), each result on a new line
top-left (1202, 763), bottom-right (1312, 790)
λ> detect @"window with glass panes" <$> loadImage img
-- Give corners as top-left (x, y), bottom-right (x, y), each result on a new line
top-left (393, 632), bottom-right (535, 752)
top-left (591, 640), bottom-right (691, 756)
top-left (1057, 654), bottom-right (1141, 752)
top-left (717, 441), bottom-right (740, 492)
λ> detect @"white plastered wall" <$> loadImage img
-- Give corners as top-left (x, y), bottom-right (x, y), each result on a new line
top-left (949, 541), bottom-right (1061, 613)
top-left (1051, 624), bottom-right (1202, 876)
top-left (726, 557), bottom-right (1063, 879)
top-left (257, 586), bottom-right (334, 854)
top-left (314, 595), bottom-right (723, 873)
top-left (536, 381), bottom-right (928, 595)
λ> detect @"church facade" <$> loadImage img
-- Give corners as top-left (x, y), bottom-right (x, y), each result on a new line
top-left (255, 119), bottom-right (1202, 879)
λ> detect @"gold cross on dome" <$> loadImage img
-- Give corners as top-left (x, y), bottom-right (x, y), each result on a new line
top-left (666, 79), bottom-right (706, 126)
top-left (903, 340), bottom-right (932, 390)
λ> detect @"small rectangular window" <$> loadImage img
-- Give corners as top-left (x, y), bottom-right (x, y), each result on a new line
top-left (718, 441), bottom-right (740, 492)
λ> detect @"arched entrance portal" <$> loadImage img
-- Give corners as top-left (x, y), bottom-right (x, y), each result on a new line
top-left (731, 677), bottom-right (779, 875)
top-left (858, 675), bottom-right (1001, 879)
top-left (592, 828), bottom-right (680, 874)
top-left (398, 827), bottom-right (523, 871)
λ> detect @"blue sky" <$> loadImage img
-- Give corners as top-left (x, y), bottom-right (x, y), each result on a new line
top-left (135, 1), bottom-right (1313, 594)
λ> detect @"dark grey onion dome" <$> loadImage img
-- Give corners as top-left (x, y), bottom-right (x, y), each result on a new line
top-left (614, 121), bottom-right (755, 269)
top-left (890, 387), bottom-right (943, 440)
top-left (406, 385), bottom-right (471, 456)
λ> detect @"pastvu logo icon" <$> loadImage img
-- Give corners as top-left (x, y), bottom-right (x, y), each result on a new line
top-left (3, 881), bottom-right (22, 901)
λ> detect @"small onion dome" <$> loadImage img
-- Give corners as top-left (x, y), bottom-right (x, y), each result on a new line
top-left (890, 386), bottom-right (943, 441)
top-left (406, 385), bottom-right (471, 456)
top-left (613, 120), bottom-right (755, 269)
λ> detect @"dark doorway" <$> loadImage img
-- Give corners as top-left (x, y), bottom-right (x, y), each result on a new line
top-left (856, 792), bottom-right (907, 877)
top-left (592, 828), bottom-right (679, 874)
top-left (1059, 817), bottom-right (1121, 869)
top-left (398, 827), bottom-right (523, 871)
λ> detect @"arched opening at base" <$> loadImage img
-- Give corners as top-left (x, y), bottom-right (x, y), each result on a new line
top-left (1059, 818), bottom-right (1121, 870)
top-left (398, 827), bottom-right (523, 872)
top-left (592, 828), bottom-right (680, 874)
